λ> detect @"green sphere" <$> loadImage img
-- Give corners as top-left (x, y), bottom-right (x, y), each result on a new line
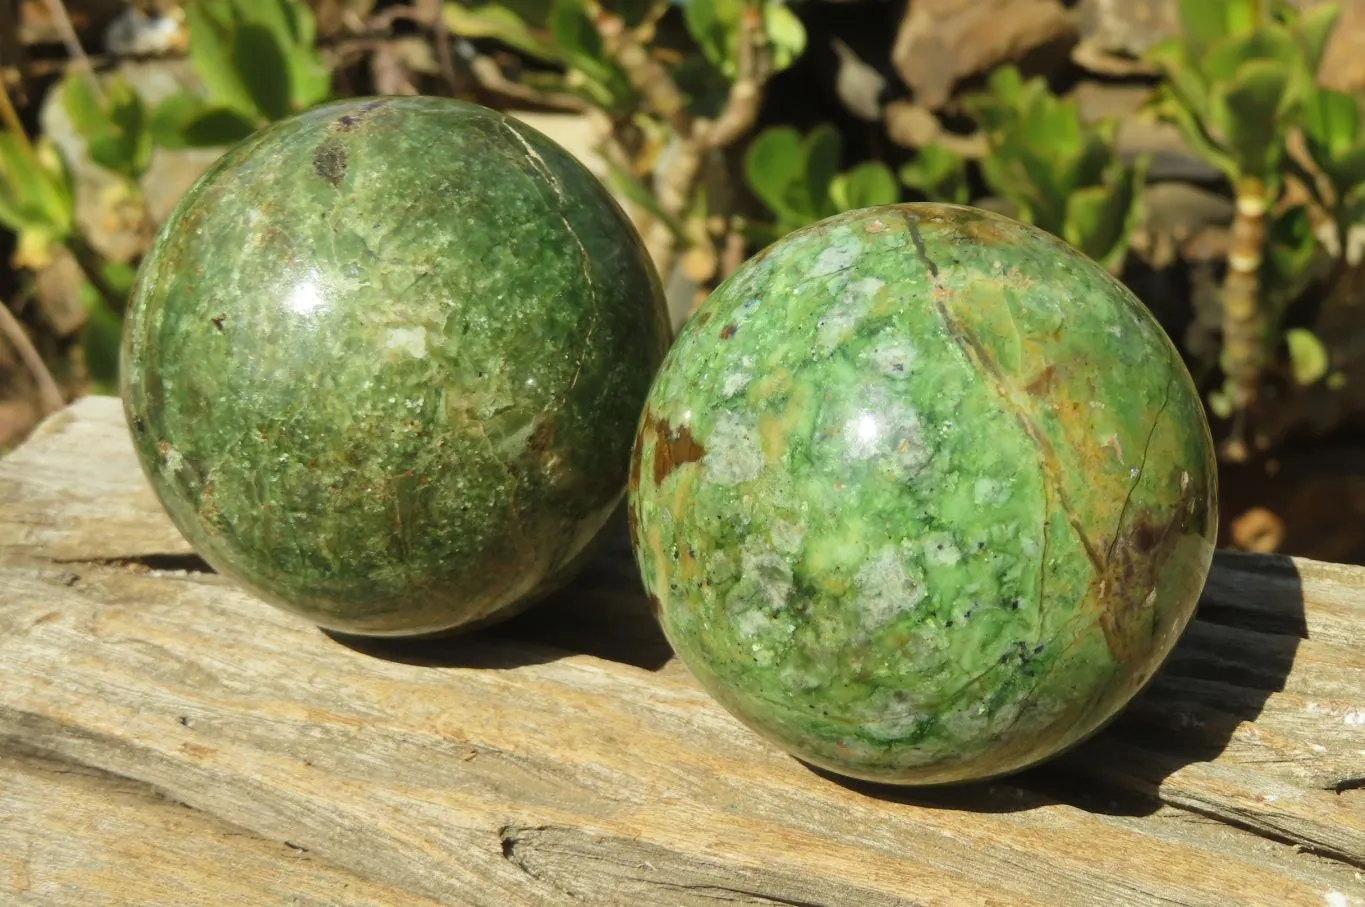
top-left (628, 203), bottom-right (1216, 785)
top-left (123, 97), bottom-right (669, 637)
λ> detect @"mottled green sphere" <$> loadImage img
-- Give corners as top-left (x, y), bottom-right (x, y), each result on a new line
top-left (122, 97), bottom-right (669, 637)
top-left (628, 204), bottom-right (1216, 785)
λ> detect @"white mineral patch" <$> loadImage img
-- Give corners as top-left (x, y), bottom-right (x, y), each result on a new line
top-left (974, 476), bottom-right (1009, 507)
top-left (809, 231), bottom-right (861, 276)
top-left (841, 390), bottom-right (931, 480)
top-left (722, 372), bottom-right (751, 399)
top-left (769, 519), bottom-right (807, 554)
top-left (923, 531), bottom-right (961, 567)
top-left (735, 608), bottom-right (776, 639)
top-left (705, 412), bottom-right (765, 485)
top-left (385, 326), bottom-right (427, 358)
top-left (856, 546), bottom-right (925, 627)
top-left (817, 277), bottom-right (883, 350)
top-left (162, 445), bottom-right (184, 474)
top-left (740, 543), bottom-right (794, 611)
top-left (870, 340), bottom-right (917, 378)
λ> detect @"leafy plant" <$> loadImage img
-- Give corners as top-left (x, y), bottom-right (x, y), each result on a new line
top-left (59, 74), bottom-right (154, 183)
top-left (156, 0), bottom-right (333, 148)
top-left (962, 66), bottom-right (1146, 273)
top-left (0, 133), bottom-right (76, 272)
top-left (744, 124), bottom-right (899, 239)
top-left (899, 146), bottom-right (970, 207)
top-left (1148, 0), bottom-right (1340, 428)
top-left (443, 0), bottom-right (808, 308)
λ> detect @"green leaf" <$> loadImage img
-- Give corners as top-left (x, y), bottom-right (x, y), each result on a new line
top-left (59, 74), bottom-right (109, 139)
top-left (1265, 204), bottom-right (1322, 307)
top-left (1220, 59), bottom-right (1294, 178)
top-left (1064, 158), bottom-right (1144, 271)
top-left (899, 145), bottom-right (969, 205)
top-left (802, 123), bottom-right (841, 218)
top-left (181, 107), bottom-right (258, 147)
top-left (186, 0), bottom-right (255, 115)
top-left (683, 0), bottom-right (730, 73)
top-left (1151, 88), bottom-right (1240, 178)
top-left (0, 135), bottom-right (74, 236)
top-left (764, 4), bottom-right (806, 74)
top-left (1303, 87), bottom-right (1358, 158)
top-left (745, 126), bottom-right (807, 224)
top-left (828, 162), bottom-right (899, 212)
top-left (1223, 0), bottom-right (1258, 37)
top-left (149, 92), bottom-right (209, 149)
top-left (1178, 0), bottom-right (1234, 50)
top-left (1285, 327), bottom-right (1329, 385)
top-left (233, 23), bottom-right (293, 121)
top-left (78, 288), bottom-right (126, 392)
top-left (443, 2), bottom-right (561, 61)
top-left (1298, 2), bottom-right (1341, 73)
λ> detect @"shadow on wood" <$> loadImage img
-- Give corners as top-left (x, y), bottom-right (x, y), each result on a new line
top-left (323, 515), bottom-right (675, 673)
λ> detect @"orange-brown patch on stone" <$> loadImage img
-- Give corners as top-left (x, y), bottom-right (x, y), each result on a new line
top-left (650, 417), bottom-right (706, 485)
top-left (1095, 504), bottom-right (1182, 666)
top-left (647, 593), bottom-right (663, 619)
top-left (627, 504), bottom-right (641, 550)
top-left (698, 311), bottom-right (713, 326)
top-left (526, 416), bottom-right (557, 455)
top-left (629, 408), bottom-right (652, 493)
top-left (1024, 364), bottom-right (1058, 397)
top-left (720, 323), bottom-right (737, 339)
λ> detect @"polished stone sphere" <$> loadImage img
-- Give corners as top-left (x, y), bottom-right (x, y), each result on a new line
top-left (123, 96), bottom-right (669, 637)
top-left (628, 203), bottom-right (1217, 785)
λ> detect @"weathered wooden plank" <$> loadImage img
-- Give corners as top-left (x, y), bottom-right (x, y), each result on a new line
top-left (2, 397), bottom-right (1363, 906)
top-left (0, 749), bottom-right (448, 907)
top-left (4, 567), bottom-right (1363, 906)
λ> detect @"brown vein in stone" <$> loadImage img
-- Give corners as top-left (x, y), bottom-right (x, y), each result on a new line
top-left (931, 296), bottom-right (1105, 572)
top-left (1102, 353), bottom-right (1176, 573)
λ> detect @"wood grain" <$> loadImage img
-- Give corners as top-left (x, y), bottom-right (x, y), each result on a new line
top-left (1, 397), bottom-right (1363, 906)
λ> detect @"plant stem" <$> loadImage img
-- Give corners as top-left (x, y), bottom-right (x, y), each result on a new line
top-left (0, 302), bottom-right (64, 416)
top-left (1222, 176), bottom-right (1268, 421)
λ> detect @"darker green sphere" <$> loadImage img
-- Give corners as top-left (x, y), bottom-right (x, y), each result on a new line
top-left (629, 203), bottom-right (1216, 785)
top-left (123, 97), bottom-right (669, 637)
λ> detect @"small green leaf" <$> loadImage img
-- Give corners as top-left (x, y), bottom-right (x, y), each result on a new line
top-left (899, 145), bottom-right (969, 205)
top-left (181, 107), bottom-right (258, 147)
top-left (745, 126), bottom-right (806, 224)
top-left (78, 290), bottom-right (125, 392)
top-left (1298, 2), bottom-right (1341, 73)
top-left (802, 123), bottom-right (842, 219)
top-left (233, 23), bottom-right (293, 121)
top-left (443, 2), bottom-right (560, 61)
top-left (1303, 87), bottom-right (1359, 158)
top-left (59, 74), bottom-right (109, 139)
top-left (764, 4), bottom-right (806, 74)
top-left (1285, 327), bottom-right (1329, 385)
top-left (683, 0), bottom-right (729, 73)
top-left (1178, 0), bottom-right (1234, 50)
top-left (829, 162), bottom-right (899, 213)
top-left (1207, 387), bottom-right (1235, 419)
top-left (1218, 60), bottom-right (1294, 178)
top-left (186, 0), bottom-right (255, 115)
top-left (149, 92), bottom-right (209, 149)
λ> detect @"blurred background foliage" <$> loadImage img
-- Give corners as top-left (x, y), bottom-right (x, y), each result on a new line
top-left (4, 0), bottom-right (1365, 560)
